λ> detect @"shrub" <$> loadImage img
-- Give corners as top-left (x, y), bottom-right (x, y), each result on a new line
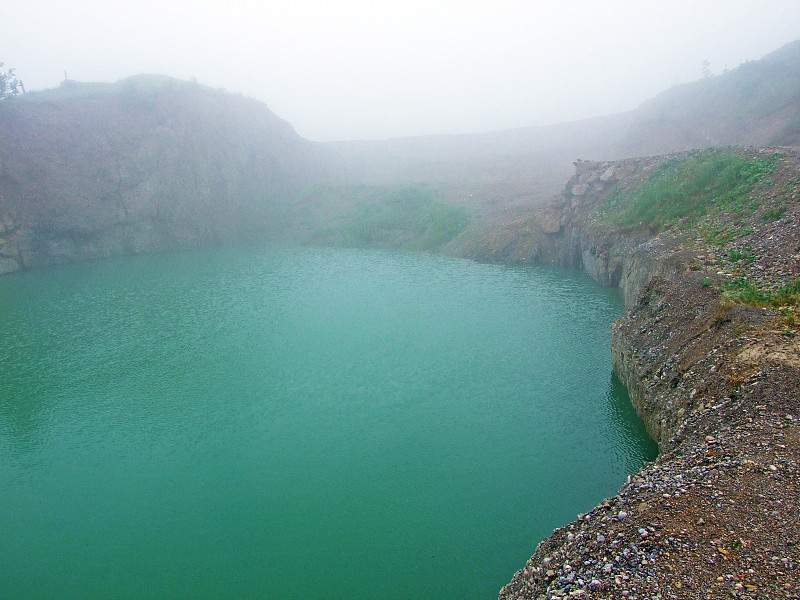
top-left (314, 186), bottom-right (470, 251)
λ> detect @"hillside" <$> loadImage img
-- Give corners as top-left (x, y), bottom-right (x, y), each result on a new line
top-left (3, 41), bottom-right (800, 274)
top-left (0, 75), bottom-right (323, 273)
top-left (319, 112), bottom-right (635, 208)
top-left (487, 148), bottom-right (800, 598)
top-left (621, 39), bottom-right (800, 154)
top-left (323, 39), bottom-right (800, 256)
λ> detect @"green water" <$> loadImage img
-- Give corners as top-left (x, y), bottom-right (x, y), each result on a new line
top-left (0, 246), bottom-right (656, 599)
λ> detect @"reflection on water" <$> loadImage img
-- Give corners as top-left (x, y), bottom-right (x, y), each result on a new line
top-left (605, 372), bottom-right (659, 472)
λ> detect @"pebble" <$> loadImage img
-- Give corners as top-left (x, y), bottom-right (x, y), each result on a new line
top-left (496, 153), bottom-right (800, 600)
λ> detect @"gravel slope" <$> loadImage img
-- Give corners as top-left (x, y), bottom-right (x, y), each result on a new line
top-left (496, 148), bottom-right (800, 599)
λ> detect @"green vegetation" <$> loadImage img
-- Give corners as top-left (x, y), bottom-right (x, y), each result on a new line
top-left (721, 277), bottom-right (800, 308)
top-left (728, 246), bottom-right (755, 264)
top-left (598, 149), bottom-right (781, 232)
top-left (313, 186), bottom-right (469, 251)
top-left (761, 205), bottom-right (787, 222)
top-left (696, 223), bottom-right (752, 247)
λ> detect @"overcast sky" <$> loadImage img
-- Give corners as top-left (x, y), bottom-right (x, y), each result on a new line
top-left (4, 1), bottom-right (800, 141)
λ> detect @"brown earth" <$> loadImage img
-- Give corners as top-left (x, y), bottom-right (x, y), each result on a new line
top-left (489, 148), bottom-right (800, 599)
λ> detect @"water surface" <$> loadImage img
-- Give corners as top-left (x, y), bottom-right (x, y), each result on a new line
top-left (0, 246), bottom-right (656, 599)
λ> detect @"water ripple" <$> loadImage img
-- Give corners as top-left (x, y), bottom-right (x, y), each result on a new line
top-left (0, 246), bottom-right (655, 600)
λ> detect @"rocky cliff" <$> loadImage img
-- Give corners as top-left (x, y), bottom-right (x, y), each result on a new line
top-left (0, 75), bottom-right (323, 273)
top-left (462, 156), bottom-right (687, 309)
top-left (493, 149), bottom-right (800, 598)
top-left (5, 39), bottom-right (800, 276)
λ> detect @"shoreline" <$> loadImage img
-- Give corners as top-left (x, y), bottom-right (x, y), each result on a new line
top-left (489, 150), bottom-right (800, 598)
top-left (2, 142), bottom-right (798, 597)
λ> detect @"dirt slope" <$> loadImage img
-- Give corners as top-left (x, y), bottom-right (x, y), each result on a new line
top-left (487, 148), bottom-right (800, 599)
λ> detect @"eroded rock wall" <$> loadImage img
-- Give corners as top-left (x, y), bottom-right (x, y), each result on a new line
top-left (465, 156), bottom-right (687, 311)
top-left (467, 152), bottom-right (792, 445)
top-left (497, 149), bottom-right (800, 599)
top-left (0, 77), bottom-right (323, 273)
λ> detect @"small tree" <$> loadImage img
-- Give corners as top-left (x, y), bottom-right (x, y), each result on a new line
top-left (701, 59), bottom-right (712, 79)
top-left (0, 63), bottom-right (23, 100)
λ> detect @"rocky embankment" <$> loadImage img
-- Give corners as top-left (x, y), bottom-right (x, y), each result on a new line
top-left (0, 76), bottom-right (322, 274)
top-left (487, 149), bottom-right (800, 598)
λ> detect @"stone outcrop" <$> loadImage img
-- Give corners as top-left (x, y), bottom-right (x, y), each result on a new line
top-left (0, 76), bottom-right (324, 273)
top-left (494, 150), bottom-right (800, 598)
top-left (467, 155), bottom-right (687, 310)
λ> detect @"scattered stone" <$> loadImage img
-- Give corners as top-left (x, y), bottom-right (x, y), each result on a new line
top-left (497, 150), bottom-right (800, 600)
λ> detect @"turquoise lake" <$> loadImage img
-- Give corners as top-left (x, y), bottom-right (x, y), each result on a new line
top-left (0, 246), bottom-right (657, 599)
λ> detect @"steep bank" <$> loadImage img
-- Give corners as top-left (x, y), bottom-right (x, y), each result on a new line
top-left (458, 155), bottom-right (688, 309)
top-left (5, 39), bottom-right (800, 276)
top-left (0, 76), bottom-right (323, 274)
top-left (488, 149), bottom-right (800, 598)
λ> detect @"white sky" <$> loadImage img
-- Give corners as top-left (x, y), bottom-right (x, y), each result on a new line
top-left (4, 0), bottom-right (800, 141)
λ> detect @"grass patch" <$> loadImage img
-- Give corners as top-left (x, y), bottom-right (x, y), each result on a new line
top-left (598, 149), bottom-right (781, 232)
top-left (779, 307), bottom-right (797, 326)
top-left (761, 205), bottom-right (787, 222)
top-left (696, 222), bottom-right (753, 246)
top-left (313, 186), bottom-right (470, 251)
top-left (721, 277), bottom-right (800, 307)
top-left (728, 246), bottom-right (755, 264)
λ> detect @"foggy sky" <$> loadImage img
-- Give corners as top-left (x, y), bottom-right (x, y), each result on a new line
top-left (4, 0), bottom-right (800, 141)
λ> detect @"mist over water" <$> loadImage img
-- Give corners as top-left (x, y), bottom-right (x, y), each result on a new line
top-left (0, 246), bottom-right (656, 599)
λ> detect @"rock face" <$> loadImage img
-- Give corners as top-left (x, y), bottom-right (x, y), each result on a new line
top-left (466, 155), bottom-right (687, 309)
top-left (494, 150), bottom-right (800, 598)
top-left (5, 37), bottom-right (800, 276)
top-left (0, 76), bottom-right (323, 272)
